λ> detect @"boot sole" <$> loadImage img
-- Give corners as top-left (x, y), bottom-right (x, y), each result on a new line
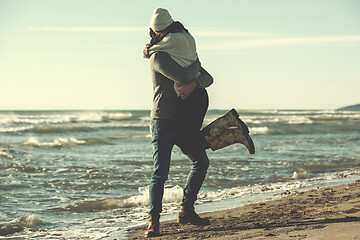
top-left (144, 232), bottom-right (160, 238)
top-left (245, 135), bottom-right (255, 154)
top-left (177, 217), bottom-right (210, 226)
top-left (231, 109), bottom-right (255, 154)
top-left (230, 108), bottom-right (239, 118)
top-left (177, 218), bottom-right (188, 224)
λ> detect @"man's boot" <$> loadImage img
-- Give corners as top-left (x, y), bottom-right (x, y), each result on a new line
top-left (207, 128), bottom-right (255, 154)
top-left (144, 213), bottom-right (160, 237)
top-left (177, 202), bottom-right (210, 226)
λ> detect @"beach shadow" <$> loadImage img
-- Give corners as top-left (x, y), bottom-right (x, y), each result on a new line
top-left (251, 216), bottom-right (360, 230)
top-left (155, 216), bottom-right (360, 238)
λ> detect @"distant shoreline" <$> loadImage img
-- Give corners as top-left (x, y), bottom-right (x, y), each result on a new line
top-left (336, 103), bottom-right (360, 111)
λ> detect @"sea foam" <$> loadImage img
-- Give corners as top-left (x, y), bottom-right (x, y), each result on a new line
top-left (250, 127), bottom-right (269, 135)
top-left (23, 137), bottom-right (85, 148)
top-left (0, 214), bottom-right (44, 236)
top-left (61, 185), bottom-right (182, 212)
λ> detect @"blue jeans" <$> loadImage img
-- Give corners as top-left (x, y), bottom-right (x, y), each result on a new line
top-left (149, 118), bottom-right (209, 214)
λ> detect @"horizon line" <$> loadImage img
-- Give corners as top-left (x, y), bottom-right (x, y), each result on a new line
top-left (0, 107), bottom-right (351, 111)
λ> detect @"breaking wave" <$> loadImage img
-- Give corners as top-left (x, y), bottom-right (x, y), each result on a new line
top-left (22, 137), bottom-right (86, 148)
top-left (250, 127), bottom-right (269, 135)
top-left (0, 112), bottom-right (135, 125)
top-left (303, 162), bottom-right (360, 171)
top-left (311, 113), bottom-right (360, 121)
top-left (0, 148), bottom-right (13, 159)
top-left (59, 186), bottom-right (182, 212)
top-left (0, 214), bottom-right (44, 236)
top-left (1, 122), bottom-right (149, 134)
top-left (25, 125), bottom-right (93, 133)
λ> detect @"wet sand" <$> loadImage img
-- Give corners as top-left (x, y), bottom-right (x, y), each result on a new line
top-left (127, 180), bottom-right (360, 239)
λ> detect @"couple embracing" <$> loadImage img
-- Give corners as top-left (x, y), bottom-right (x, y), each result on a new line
top-left (143, 8), bottom-right (255, 237)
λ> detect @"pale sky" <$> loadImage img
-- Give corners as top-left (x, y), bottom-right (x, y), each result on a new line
top-left (0, 0), bottom-right (359, 110)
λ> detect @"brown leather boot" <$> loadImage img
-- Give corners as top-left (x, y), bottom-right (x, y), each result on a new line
top-left (177, 202), bottom-right (210, 226)
top-left (144, 213), bottom-right (160, 237)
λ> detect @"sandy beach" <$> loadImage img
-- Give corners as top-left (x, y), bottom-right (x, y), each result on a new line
top-left (128, 180), bottom-right (360, 239)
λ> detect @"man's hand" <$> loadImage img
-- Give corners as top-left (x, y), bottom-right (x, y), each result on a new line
top-left (177, 80), bottom-right (198, 99)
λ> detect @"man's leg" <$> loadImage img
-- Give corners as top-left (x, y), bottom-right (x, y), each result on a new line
top-left (146, 119), bottom-right (175, 237)
top-left (182, 150), bottom-right (209, 205)
top-left (149, 119), bottom-right (176, 214)
top-left (178, 150), bottom-right (210, 225)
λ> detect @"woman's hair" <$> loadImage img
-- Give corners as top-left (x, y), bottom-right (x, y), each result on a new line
top-left (149, 21), bottom-right (189, 46)
top-left (143, 21), bottom-right (188, 58)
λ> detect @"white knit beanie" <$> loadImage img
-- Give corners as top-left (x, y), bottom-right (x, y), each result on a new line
top-left (150, 8), bottom-right (174, 31)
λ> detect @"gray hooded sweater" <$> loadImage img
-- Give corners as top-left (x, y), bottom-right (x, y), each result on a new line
top-left (149, 51), bottom-right (213, 119)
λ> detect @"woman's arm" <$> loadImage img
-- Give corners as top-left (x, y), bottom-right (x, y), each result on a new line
top-left (151, 52), bottom-right (200, 85)
top-left (177, 67), bottom-right (214, 99)
top-left (194, 67), bottom-right (213, 89)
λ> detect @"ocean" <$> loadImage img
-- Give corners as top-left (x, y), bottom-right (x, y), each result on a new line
top-left (0, 109), bottom-right (359, 239)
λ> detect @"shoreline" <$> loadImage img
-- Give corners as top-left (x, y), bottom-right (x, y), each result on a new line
top-left (127, 180), bottom-right (360, 239)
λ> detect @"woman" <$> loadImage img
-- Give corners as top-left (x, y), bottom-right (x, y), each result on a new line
top-left (143, 8), bottom-right (255, 237)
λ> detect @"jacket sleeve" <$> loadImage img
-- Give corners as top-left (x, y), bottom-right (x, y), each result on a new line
top-left (194, 67), bottom-right (214, 89)
top-left (151, 52), bottom-right (200, 85)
